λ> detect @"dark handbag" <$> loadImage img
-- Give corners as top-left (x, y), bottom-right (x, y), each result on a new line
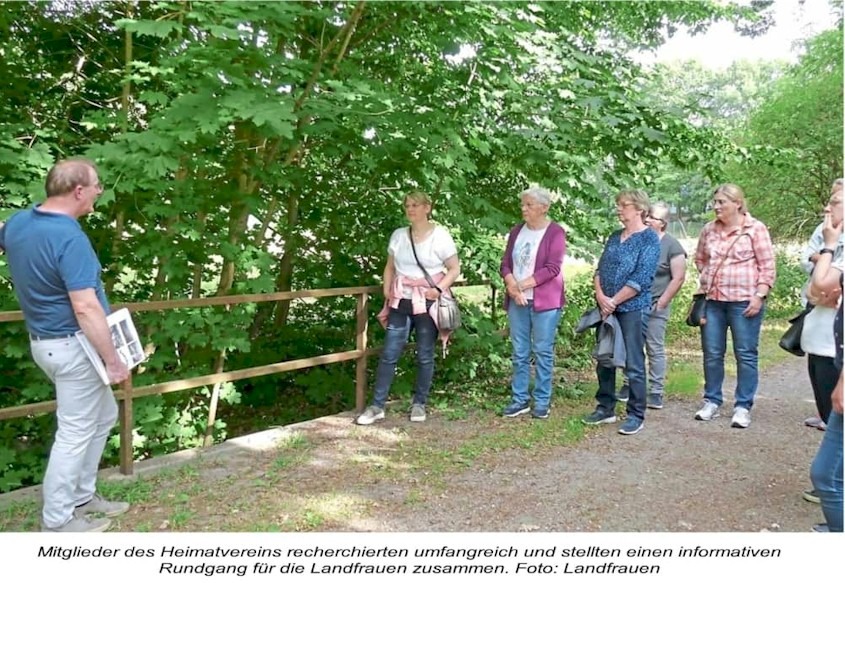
top-left (686, 232), bottom-right (748, 328)
top-left (408, 229), bottom-right (461, 332)
top-left (685, 293), bottom-right (707, 327)
top-left (778, 306), bottom-right (811, 356)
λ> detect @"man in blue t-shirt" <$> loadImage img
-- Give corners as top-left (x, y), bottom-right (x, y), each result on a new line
top-left (0, 158), bottom-right (130, 532)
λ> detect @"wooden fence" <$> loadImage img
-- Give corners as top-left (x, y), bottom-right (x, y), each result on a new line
top-left (0, 282), bottom-right (494, 476)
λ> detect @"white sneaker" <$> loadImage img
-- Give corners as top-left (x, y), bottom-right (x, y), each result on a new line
top-left (731, 407), bottom-right (751, 428)
top-left (410, 404), bottom-right (426, 422)
top-left (355, 405), bottom-right (385, 425)
top-left (694, 400), bottom-right (720, 421)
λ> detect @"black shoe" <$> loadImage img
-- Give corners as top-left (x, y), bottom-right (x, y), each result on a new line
top-left (502, 402), bottom-right (531, 418)
top-left (583, 409), bottom-right (617, 424)
top-left (616, 385), bottom-right (629, 402)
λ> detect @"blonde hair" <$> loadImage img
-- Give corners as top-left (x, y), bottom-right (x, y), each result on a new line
top-left (712, 183), bottom-right (747, 214)
top-left (615, 189), bottom-right (650, 218)
top-left (404, 191), bottom-right (432, 206)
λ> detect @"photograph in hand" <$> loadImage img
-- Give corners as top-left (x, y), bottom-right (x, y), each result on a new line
top-left (75, 308), bottom-right (146, 385)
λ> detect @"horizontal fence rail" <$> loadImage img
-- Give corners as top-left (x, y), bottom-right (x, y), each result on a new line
top-left (0, 280), bottom-right (495, 475)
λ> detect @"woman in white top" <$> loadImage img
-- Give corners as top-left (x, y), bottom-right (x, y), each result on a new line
top-left (356, 191), bottom-right (460, 425)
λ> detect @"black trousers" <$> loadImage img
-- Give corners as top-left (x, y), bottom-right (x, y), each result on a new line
top-left (808, 353), bottom-right (840, 423)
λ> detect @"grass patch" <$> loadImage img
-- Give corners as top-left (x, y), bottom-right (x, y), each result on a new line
top-left (0, 500), bottom-right (40, 532)
top-left (97, 478), bottom-right (157, 505)
top-left (168, 509), bottom-right (195, 529)
top-left (404, 411), bottom-right (588, 486)
top-left (269, 433), bottom-right (311, 473)
top-left (665, 362), bottom-right (703, 397)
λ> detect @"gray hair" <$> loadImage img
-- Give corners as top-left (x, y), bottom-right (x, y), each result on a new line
top-left (521, 186), bottom-right (552, 206)
top-left (649, 201), bottom-right (670, 231)
top-left (832, 178), bottom-right (844, 191)
top-left (45, 158), bottom-right (98, 197)
top-left (649, 201), bottom-right (670, 217)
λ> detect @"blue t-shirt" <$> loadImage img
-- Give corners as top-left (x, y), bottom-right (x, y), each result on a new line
top-left (597, 227), bottom-right (661, 313)
top-left (0, 206), bottom-right (110, 336)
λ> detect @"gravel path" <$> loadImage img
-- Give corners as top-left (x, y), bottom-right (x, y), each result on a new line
top-left (352, 354), bottom-right (824, 532)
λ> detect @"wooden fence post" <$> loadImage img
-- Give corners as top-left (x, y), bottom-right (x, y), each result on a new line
top-left (119, 373), bottom-right (134, 475)
top-left (355, 292), bottom-right (369, 412)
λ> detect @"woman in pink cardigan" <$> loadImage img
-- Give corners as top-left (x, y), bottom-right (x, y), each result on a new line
top-left (500, 187), bottom-right (567, 419)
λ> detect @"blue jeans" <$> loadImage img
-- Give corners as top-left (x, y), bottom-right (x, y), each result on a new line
top-left (623, 303), bottom-right (671, 395)
top-left (596, 309), bottom-right (648, 421)
top-left (507, 303), bottom-right (562, 410)
top-left (700, 300), bottom-right (764, 409)
top-left (371, 300), bottom-right (437, 408)
top-left (811, 409), bottom-right (843, 532)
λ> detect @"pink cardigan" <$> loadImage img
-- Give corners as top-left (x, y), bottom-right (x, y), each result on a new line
top-left (500, 221), bottom-right (567, 311)
top-left (376, 271), bottom-right (456, 349)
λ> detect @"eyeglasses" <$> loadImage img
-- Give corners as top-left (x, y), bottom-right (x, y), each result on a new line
top-left (616, 202), bottom-right (636, 209)
top-left (646, 215), bottom-right (666, 223)
top-left (707, 198), bottom-right (733, 210)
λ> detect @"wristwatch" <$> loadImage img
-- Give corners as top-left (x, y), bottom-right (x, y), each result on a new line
top-left (819, 248), bottom-right (835, 257)
top-left (754, 291), bottom-right (767, 300)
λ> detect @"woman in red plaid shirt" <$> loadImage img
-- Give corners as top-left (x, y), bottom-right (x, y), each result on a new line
top-left (693, 184), bottom-right (776, 429)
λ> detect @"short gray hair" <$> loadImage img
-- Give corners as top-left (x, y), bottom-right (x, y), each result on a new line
top-left (45, 158), bottom-right (98, 197)
top-left (521, 186), bottom-right (552, 206)
top-left (649, 201), bottom-right (670, 231)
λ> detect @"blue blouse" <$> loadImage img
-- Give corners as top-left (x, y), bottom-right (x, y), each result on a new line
top-left (596, 228), bottom-right (661, 312)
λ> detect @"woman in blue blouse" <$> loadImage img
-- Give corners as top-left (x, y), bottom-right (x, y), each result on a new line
top-left (583, 190), bottom-right (661, 435)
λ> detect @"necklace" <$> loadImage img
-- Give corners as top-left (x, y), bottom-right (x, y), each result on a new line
top-left (411, 224), bottom-right (435, 242)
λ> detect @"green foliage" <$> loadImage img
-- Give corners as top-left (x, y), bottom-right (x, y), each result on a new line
top-left (642, 58), bottom-right (789, 228)
top-left (767, 252), bottom-right (808, 318)
top-left (0, 0), bottom-right (778, 491)
top-left (728, 27), bottom-right (844, 238)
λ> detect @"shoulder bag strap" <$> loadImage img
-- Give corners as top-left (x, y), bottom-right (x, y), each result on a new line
top-left (408, 228), bottom-right (438, 290)
top-left (705, 231), bottom-right (747, 296)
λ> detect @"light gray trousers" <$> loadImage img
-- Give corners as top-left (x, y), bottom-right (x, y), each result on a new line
top-left (623, 304), bottom-right (671, 396)
top-left (31, 337), bottom-right (118, 529)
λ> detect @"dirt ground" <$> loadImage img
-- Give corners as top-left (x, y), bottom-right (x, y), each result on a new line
top-left (0, 353), bottom-right (827, 532)
top-left (346, 354), bottom-right (825, 533)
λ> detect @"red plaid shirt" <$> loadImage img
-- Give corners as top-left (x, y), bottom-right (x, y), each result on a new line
top-left (695, 213), bottom-right (776, 302)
